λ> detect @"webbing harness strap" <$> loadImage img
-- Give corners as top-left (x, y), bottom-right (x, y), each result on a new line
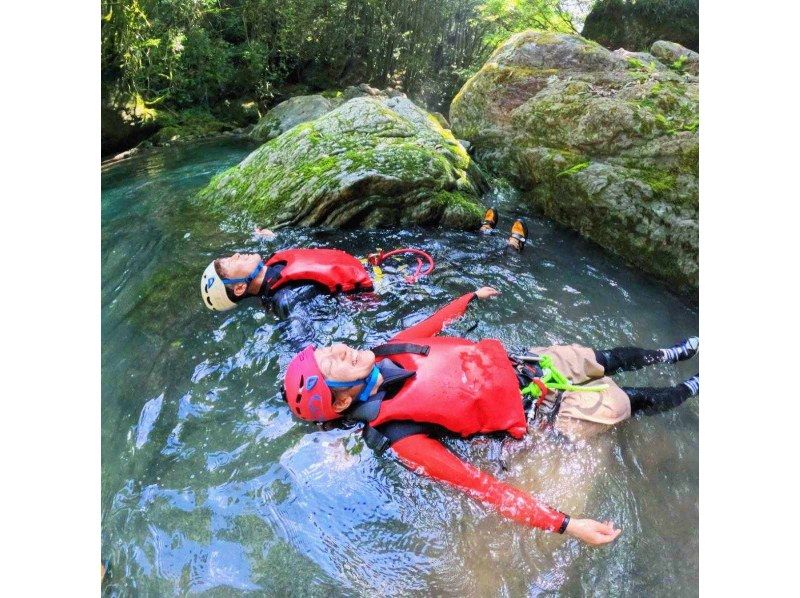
top-left (371, 343), bottom-right (430, 357)
top-left (520, 355), bottom-right (609, 403)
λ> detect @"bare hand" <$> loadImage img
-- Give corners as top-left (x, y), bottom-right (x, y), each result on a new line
top-left (565, 518), bottom-right (622, 546)
top-left (475, 286), bottom-right (500, 300)
top-left (254, 226), bottom-right (276, 239)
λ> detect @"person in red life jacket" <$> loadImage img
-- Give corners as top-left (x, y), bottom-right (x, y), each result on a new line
top-left (200, 247), bottom-right (374, 317)
top-left (281, 288), bottom-right (699, 546)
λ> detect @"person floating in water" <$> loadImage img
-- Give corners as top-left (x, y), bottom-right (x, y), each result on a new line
top-left (200, 247), bottom-right (375, 317)
top-left (281, 287), bottom-right (699, 546)
top-left (479, 207), bottom-right (528, 252)
top-left (200, 209), bottom-right (530, 316)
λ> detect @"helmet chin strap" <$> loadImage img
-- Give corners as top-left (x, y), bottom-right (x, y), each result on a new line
top-left (326, 366), bottom-right (381, 402)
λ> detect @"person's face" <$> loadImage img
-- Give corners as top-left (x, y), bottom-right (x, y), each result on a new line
top-left (314, 343), bottom-right (376, 385)
top-left (217, 253), bottom-right (262, 296)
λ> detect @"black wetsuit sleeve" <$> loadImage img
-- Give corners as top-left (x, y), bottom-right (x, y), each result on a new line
top-left (267, 284), bottom-right (324, 319)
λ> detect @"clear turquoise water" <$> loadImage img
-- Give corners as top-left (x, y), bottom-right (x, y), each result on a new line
top-left (102, 139), bottom-right (698, 597)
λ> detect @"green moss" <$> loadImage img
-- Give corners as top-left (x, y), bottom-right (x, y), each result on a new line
top-left (626, 57), bottom-right (648, 70)
top-left (638, 168), bottom-right (676, 196)
top-left (492, 65), bottom-right (559, 82)
top-left (557, 161), bottom-right (590, 176)
top-left (670, 54), bottom-right (688, 73)
top-left (632, 79), bottom-right (698, 135)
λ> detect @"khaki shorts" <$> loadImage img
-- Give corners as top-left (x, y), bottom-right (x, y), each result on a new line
top-left (529, 344), bottom-right (631, 439)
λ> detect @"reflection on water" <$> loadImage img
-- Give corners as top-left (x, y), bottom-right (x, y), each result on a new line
top-left (102, 139), bottom-right (698, 596)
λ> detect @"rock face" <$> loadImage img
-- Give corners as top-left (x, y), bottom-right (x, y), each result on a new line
top-left (450, 30), bottom-right (698, 290)
top-left (582, 0), bottom-right (699, 52)
top-left (201, 96), bottom-right (485, 229)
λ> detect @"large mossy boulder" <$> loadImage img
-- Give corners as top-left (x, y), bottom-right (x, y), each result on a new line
top-left (201, 96), bottom-right (485, 229)
top-left (450, 30), bottom-right (698, 290)
top-left (582, 0), bottom-right (698, 52)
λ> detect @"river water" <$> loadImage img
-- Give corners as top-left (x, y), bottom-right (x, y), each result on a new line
top-left (101, 139), bottom-right (698, 596)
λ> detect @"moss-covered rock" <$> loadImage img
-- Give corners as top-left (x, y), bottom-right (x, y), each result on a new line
top-left (582, 0), bottom-right (699, 52)
top-left (450, 30), bottom-right (698, 290)
top-left (101, 88), bottom-right (161, 157)
top-left (250, 94), bottom-right (341, 142)
top-left (201, 96), bottom-right (485, 229)
top-left (149, 108), bottom-right (235, 145)
top-left (651, 40), bottom-right (699, 75)
top-left (250, 85), bottom-right (409, 143)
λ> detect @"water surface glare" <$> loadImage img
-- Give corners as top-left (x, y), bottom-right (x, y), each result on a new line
top-left (102, 139), bottom-right (698, 596)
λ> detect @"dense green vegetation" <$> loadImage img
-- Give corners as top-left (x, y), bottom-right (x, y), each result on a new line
top-left (582, 0), bottom-right (698, 52)
top-left (101, 0), bottom-right (576, 147)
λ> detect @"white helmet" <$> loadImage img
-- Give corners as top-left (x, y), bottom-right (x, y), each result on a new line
top-left (200, 261), bottom-right (237, 311)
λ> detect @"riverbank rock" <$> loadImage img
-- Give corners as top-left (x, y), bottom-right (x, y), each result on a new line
top-left (101, 88), bottom-right (160, 157)
top-left (582, 0), bottom-right (698, 52)
top-left (201, 96), bottom-right (485, 229)
top-left (450, 30), bottom-right (698, 290)
top-left (651, 40), bottom-right (699, 75)
top-left (150, 109), bottom-right (235, 145)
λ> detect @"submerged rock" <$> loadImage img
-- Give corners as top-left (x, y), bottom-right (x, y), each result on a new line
top-left (201, 96), bottom-right (485, 229)
top-left (450, 30), bottom-right (698, 290)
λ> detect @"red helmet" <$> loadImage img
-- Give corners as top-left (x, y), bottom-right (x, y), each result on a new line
top-left (283, 346), bottom-right (341, 422)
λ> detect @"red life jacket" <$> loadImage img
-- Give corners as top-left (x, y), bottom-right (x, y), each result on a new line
top-left (265, 249), bottom-right (373, 294)
top-left (369, 336), bottom-right (528, 439)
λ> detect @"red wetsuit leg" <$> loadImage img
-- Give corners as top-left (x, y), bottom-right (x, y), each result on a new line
top-left (391, 434), bottom-right (568, 533)
top-left (391, 292), bottom-right (476, 341)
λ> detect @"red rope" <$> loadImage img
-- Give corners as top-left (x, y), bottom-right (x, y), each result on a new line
top-left (368, 248), bottom-right (435, 283)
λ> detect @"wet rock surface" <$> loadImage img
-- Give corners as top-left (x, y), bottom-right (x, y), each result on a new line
top-left (450, 30), bottom-right (698, 290)
top-left (201, 95), bottom-right (486, 229)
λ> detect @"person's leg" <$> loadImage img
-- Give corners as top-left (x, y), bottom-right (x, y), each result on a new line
top-left (554, 377), bottom-right (631, 441)
top-left (506, 218), bottom-right (528, 251)
top-left (594, 337), bottom-right (699, 375)
top-left (479, 207), bottom-right (499, 234)
top-left (624, 374), bottom-right (699, 416)
top-left (529, 344), bottom-right (605, 385)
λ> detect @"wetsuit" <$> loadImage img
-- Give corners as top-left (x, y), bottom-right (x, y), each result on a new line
top-left (256, 249), bottom-right (373, 319)
top-left (259, 262), bottom-right (323, 319)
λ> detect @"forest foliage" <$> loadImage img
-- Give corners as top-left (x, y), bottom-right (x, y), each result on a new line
top-left (101, 0), bottom-right (577, 114)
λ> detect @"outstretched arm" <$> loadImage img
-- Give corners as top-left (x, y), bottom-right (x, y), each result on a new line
top-left (391, 434), bottom-right (566, 531)
top-left (391, 287), bottom-right (500, 341)
top-left (391, 434), bottom-right (621, 545)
